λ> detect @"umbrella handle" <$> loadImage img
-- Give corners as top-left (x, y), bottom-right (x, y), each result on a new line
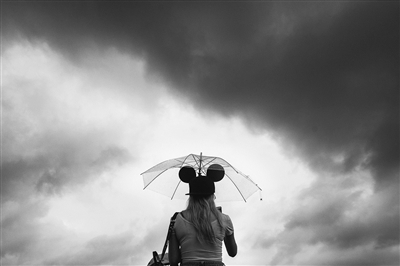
top-left (198, 152), bottom-right (202, 176)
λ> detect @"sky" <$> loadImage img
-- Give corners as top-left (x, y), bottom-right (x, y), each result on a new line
top-left (1, 1), bottom-right (399, 265)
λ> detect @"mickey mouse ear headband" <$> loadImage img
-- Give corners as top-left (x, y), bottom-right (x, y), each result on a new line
top-left (206, 164), bottom-right (225, 182)
top-left (179, 164), bottom-right (225, 196)
top-left (178, 164), bottom-right (225, 183)
top-left (178, 166), bottom-right (197, 183)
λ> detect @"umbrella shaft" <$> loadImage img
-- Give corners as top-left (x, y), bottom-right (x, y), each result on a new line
top-left (198, 152), bottom-right (202, 175)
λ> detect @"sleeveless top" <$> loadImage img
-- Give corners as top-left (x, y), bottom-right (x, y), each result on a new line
top-left (173, 212), bottom-right (234, 262)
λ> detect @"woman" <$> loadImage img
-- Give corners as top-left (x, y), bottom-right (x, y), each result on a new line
top-left (169, 166), bottom-right (237, 266)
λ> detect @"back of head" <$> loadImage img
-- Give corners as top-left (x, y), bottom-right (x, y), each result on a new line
top-left (178, 164), bottom-right (226, 243)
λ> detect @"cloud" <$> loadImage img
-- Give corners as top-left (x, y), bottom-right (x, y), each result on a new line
top-left (43, 231), bottom-right (137, 265)
top-left (2, 1), bottom-right (399, 265)
top-left (1, 43), bottom-right (136, 263)
top-left (34, 145), bottom-right (131, 196)
top-left (2, 199), bottom-right (49, 262)
top-left (261, 173), bottom-right (399, 265)
top-left (1, 43), bottom-right (135, 201)
top-left (41, 216), bottom-right (175, 266)
top-left (285, 186), bottom-right (398, 250)
top-left (2, 106), bottom-right (132, 199)
top-left (3, 1), bottom-right (398, 187)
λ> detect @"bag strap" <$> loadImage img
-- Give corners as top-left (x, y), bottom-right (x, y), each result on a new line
top-left (159, 212), bottom-right (179, 262)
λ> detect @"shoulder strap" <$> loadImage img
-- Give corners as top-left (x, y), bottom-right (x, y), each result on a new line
top-left (159, 212), bottom-right (179, 262)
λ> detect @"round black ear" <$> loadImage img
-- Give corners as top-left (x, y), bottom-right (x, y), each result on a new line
top-left (179, 166), bottom-right (196, 183)
top-left (206, 164), bottom-right (225, 182)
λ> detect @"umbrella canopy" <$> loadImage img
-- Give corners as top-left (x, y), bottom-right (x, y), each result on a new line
top-left (141, 153), bottom-right (262, 202)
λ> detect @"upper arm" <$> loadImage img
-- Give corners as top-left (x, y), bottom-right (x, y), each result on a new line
top-left (168, 231), bottom-right (181, 266)
top-left (224, 233), bottom-right (237, 257)
top-left (222, 214), bottom-right (237, 257)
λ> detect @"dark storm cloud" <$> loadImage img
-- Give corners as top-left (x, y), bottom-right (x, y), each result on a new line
top-left (3, 1), bottom-right (397, 188)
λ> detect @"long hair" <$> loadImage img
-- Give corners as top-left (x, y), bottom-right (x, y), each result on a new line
top-left (186, 194), bottom-right (224, 243)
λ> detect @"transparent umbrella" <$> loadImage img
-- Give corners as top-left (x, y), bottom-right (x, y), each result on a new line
top-left (141, 153), bottom-right (262, 202)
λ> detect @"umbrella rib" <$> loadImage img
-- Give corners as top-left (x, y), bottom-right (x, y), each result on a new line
top-left (225, 173), bottom-right (247, 202)
top-left (182, 154), bottom-right (202, 174)
top-left (201, 157), bottom-right (218, 169)
top-left (171, 180), bottom-right (182, 200)
top-left (241, 173), bottom-right (262, 189)
top-left (142, 168), bottom-right (171, 190)
top-left (179, 154), bottom-right (203, 174)
top-left (179, 154), bottom-right (195, 168)
top-left (193, 154), bottom-right (201, 173)
top-left (221, 158), bottom-right (240, 173)
top-left (203, 155), bottom-right (240, 174)
top-left (140, 158), bottom-right (183, 174)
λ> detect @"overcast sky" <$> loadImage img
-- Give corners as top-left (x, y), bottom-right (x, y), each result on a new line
top-left (1, 1), bottom-right (399, 265)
